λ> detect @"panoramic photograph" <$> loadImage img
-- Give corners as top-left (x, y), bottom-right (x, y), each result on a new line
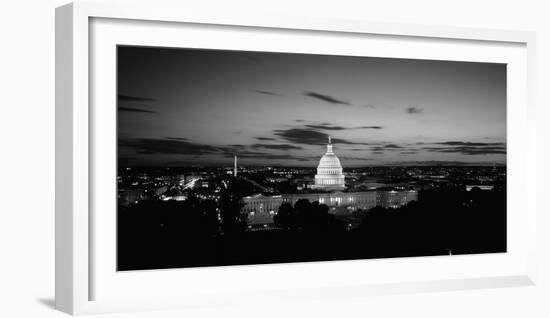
top-left (116, 46), bottom-right (506, 271)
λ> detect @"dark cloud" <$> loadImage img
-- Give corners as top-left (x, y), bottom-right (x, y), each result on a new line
top-left (120, 138), bottom-right (224, 155)
top-left (430, 147), bottom-right (505, 155)
top-left (370, 144), bottom-right (403, 152)
top-left (391, 140), bottom-right (507, 157)
top-left (388, 161), bottom-right (504, 166)
top-left (255, 90), bottom-right (284, 96)
top-left (357, 126), bottom-right (383, 129)
top-left (423, 145), bottom-right (506, 155)
top-left (118, 107), bottom-right (157, 114)
top-left (251, 144), bottom-right (303, 150)
top-left (305, 92), bottom-right (350, 105)
top-left (383, 144), bottom-right (403, 149)
top-left (406, 107), bottom-right (423, 114)
top-left (232, 150), bottom-right (267, 156)
top-left (164, 137), bottom-right (188, 141)
top-left (302, 122), bottom-right (383, 131)
top-left (224, 152), bottom-right (310, 162)
top-left (364, 104), bottom-right (377, 109)
top-left (340, 156), bottom-right (374, 161)
top-left (435, 141), bottom-right (505, 147)
top-left (274, 128), bottom-right (329, 145)
top-left (255, 137), bottom-right (277, 141)
top-left (120, 137), bottom-right (310, 162)
top-left (330, 138), bottom-right (351, 144)
top-left (331, 138), bottom-right (372, 145)
top-left (305, 124), bottom-right (347, 131)
top-left (118, 95), bottom-right (158, 102)
top-left (273, 127), bottom-right (374, 146)
top-left (294, 119), bottom-right (305, 123)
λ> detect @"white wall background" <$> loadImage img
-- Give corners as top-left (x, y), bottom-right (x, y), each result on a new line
top-left (0, 0), bottom-right (548, 317)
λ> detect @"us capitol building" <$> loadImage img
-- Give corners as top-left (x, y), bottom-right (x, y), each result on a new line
top-left (242, 137), bottom-right (418, 225)
top-left (311, 136), bottom-right (346, 190)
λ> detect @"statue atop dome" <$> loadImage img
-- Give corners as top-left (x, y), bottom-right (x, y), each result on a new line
top-left (311, 136), bottom-right (345, 191)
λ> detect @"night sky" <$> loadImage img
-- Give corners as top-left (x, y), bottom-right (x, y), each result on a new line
top-left (117, 46), bottom-right (506, 167)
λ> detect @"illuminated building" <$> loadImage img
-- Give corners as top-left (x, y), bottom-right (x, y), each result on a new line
top-left (243, 190), bottom-right (417, 225)
top-left (376, 190), bottom-right (419, 209)
top-left (465, 185), bottom-right (494, 191)
top-left (311, 136), bottom-right (345, 190)
top-left (239, 136), bottom-right (417, 225)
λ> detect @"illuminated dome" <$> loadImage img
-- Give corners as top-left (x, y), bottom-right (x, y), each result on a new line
top-left (311, 136), bottom-right (345, 190)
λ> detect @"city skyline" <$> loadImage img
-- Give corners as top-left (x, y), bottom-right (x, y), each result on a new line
top-left (118, 46), bottom-right (506, 167)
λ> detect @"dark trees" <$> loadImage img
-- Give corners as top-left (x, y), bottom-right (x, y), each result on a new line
top-left (273, 199), bottom-right (343, 232)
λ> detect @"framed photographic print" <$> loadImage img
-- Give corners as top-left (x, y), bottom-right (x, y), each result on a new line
top-left (56, 2), bottom-right (537, 315)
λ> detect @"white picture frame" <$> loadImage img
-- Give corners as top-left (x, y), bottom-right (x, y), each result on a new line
top-left (55, 2), bottom-right (537, 315)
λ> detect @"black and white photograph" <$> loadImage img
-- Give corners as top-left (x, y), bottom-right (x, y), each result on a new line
top-left (116, 46), bottom-right (507, 271)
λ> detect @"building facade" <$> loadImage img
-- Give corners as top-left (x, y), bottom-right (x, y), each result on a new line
top-left (243, 190), bottom-right (418, 225)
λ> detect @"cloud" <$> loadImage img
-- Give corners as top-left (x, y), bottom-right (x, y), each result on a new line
top-left (304, 92), bottom-right (350, 105)
top-left (224, 152), bottom-right (310, 162)
top-left (364, 104), bottom-right (377, 109)
top-left (383, 144), bottom-right (403, 149)
top-left (255, 90), bottom-right (284, 96)
top-left (388, 161), bottom-right (504, 166)
top-left (423, 143), bottom-right (506, 155)
top-left (339, 156), bottom-right (374, 161)
top-left (405, 107), bottom-right (423, 114)
top-left (305, 124), bottom-right (347, 131)
top-left (370, 144), bottom-right (404, 152)
top-left (273, 128), bottom-right (373, 146)
top-left (274, 128), bottom-right (329, 145)
top-left (118, 107), bottom-right (157, 114)
top-left (251, 144), bottom-right (303, 150)
top-left (304, 122), bottom-right (383, 131)
top-left (418, 140), bottom-right (506, 155)
top-left (435, 141), bottom-right (505, 147)
top-left (331, 138), bottom-right (370, 145)
top-left (294, 120), bottom-right (305, 123)
top-left (232, 150), bottom-right (267, 156)
top-left (357, 126), bottom-right (383, 129)
top-left (426, 147), bottom-right (506, 155)
top-left (273, 123), bottom-right (382, 146)
top-left (255, 137), bottom-right (277, 141)
top-left (120, 137), bottom-right (310, 163)
top-left (118, 95), bottom-right (158, 102)
top-left (120, 138), bottom-right (224, 155)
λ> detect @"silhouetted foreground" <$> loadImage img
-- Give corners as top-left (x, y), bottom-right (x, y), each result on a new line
top-left (118, 187), bottom-right (505, 271)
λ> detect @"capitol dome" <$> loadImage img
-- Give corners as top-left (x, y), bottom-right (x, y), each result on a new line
top-left (312, 136), bottom-right (345, 190)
